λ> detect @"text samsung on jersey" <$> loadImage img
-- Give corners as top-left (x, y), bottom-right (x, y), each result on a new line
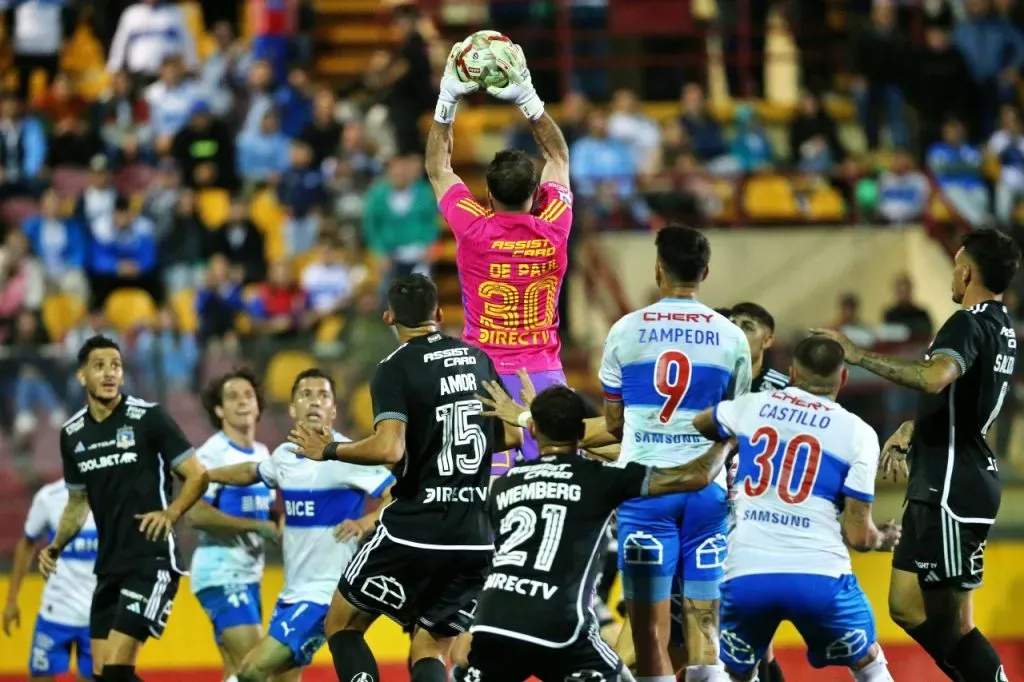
top-left (637, 311), bottom-right (721, 346)
top-left (423, 347), bottom-right (479, 367)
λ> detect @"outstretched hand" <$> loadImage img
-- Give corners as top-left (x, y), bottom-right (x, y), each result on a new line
top-left (515, 368), bottom-right (538, 406)
top-left (476, 379), bottom-right (527, 427)
top-left (288, 423), bottom-right (334, 461)
top-left (439, 41), bottom-right (479, 103)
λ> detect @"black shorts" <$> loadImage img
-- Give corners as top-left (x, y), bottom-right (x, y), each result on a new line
top-left (90, 569), bottom-right (179, 641)
top-left (467, 628), bottom-right (623, 682)
top-left (338, 525), bottom-right (490, 637)
top-left (892, 501), bottom-right (991, 591)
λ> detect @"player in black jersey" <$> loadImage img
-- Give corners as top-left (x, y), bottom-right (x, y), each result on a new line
top-left (730, 302), bottom-right (789, 394)
top-left (287, 274), bottom-right (519, 682)
top-left (466, 385), bottom-right (731, 682)
top-left (814, 228), bottom-right (1020, 682)
top-left (39, 335), bottom-right (209, 682)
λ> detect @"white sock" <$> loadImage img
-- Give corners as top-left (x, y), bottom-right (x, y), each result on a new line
top-left (685, 665), bottom-right (730, 682)
top-left (852, 648), bottom-right (894, 682)
top-left (637, 676), bottom-right (675, 682)
top-left (620, 668), bottom-right (638, 682)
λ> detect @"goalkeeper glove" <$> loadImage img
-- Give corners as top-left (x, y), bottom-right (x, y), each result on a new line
top-left (486, 43), bottom-right (544, 121)
top-left (435, 41), bottom-right (479, 124)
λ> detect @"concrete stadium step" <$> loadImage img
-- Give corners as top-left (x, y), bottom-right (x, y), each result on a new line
top-left (314, 23), bottom-right (393, 45)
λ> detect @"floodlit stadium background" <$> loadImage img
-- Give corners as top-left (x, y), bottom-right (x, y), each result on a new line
top-left (4, 1), bottom-right (1024, 680)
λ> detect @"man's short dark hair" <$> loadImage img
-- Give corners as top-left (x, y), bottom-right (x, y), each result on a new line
top-left (713, 307), bottom-right (732, 317)
top-left (291, 368), bottom-right (335, 399)
top-left (655, 224), bottom-right (711, 284)
top-left (730, 302), bottom-right (775, 333)
top-left (77, 335), bottom-right (121, 367)
top-left (388, 274), bottom-right (438, 327)
top-left (486, 149), bottom-right (538, 207)
top-left (202, 368), bottom-right (264, 429)
top-left (530, 386), bottom-right (587, 444)
top-left (961, 228), bottom-right (1021, 294)
top-left (793, 336), bottom-right (845, 378)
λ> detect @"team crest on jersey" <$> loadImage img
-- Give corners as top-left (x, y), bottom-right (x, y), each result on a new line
top-left (116, 427), bottom-right (136, 450)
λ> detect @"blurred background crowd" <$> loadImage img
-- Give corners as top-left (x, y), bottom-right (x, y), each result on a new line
top-left (0, 0), bottom-right (1023, 549)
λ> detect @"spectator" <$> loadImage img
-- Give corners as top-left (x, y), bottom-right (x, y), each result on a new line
top-left (559, 91), bottom-right (590, 149)
top-left (275, 64), bottom-right (313, 138)
top-left (211, 197), bottom-right (267, 284)
top-left (834, 292), bottom-right (863, 329)
top-left (954, 0), bottom-right (1024, 131)
top-left (0, 92), bottom-right (48, 198)
top-left (239, 59), bottom-right (277, 137)
top-left (22, 188), bottom-right (89, 295)
top-left (789, 90), bottom-right (848, 175)
top-left (200, 21), bottom-right (246, 116)
top-left (647, 119), bottom-right (692, 175)
top-left (173, 102), bottom-right (237, 190)
top-left (301, 87), bottom-right (343, 167)
top-left (11, 310), bottom-right (63, 442)
top-left (385, 5), bottom-right (433, 154)
top-left (63, 310), bottom-right (119, 359)
top-left (8, 0), bottom-right (74, 99)
top-left (301, 236), bottom-right (363, 325)
top-left (75, 155), bottom-right (118, 242)
top-left (249, 0), bottom-right (298, 86)
top-left (987, 104), bottom-right (1024, 224)
top-left (907, 23), bottom-right (975, 151)
top-left (884, 273), bottom-right (933, 337)
top-left (142, 159), bottom-right (182, 238)
top-left (362, 155), bottom-right (437, 280)
top-left (330, 119), bottom-right (384, 221)
top-left (144, 54), bottom-right (204, 154)
top-left (95, 70), bottom-right (152, 156)
top-left (107, 0), bottom-right (197, 81)
top-left (237, 109), bottom-right (290, 188)
top-left (679, 83), bottom-right (735, 174)
top-left (159, 189), bottom-right (208, 295)
top-left (36, 72), bottom-right (88, 125)
top-left (279, 139), bottom-right (327, 256)
top-left (197, 253), bottom-right (244, 348)
top-left (729, 105), bottom-right (774, 173)
top-left (337, 284), bottom-right (397, 382)
top-left (570, 109), bottom-right (637, 198)
top-left (0, 230), bottom-right (44, 340)
top-left (247, 259), bottom-right (309, 339)
top-left (46, 79), bottom-right (103, 168)
top-left (87, 197), bottom-right (160, 307)
top-left (849, 0), bottom-right (910, 150)
top-left (926, 117), bottom-right (991, 226)
top-left (607, 88), bottom-right (661, 172)
top-left (878, 148), bottom-right (930, 224)
top-left (135, 306), bottom-right (198, 394)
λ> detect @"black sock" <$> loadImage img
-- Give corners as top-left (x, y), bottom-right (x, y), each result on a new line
top-left (102, 666), bottom-right (135, 682)
top-left (757, 659), bottom-right (772, 681)
top-left (92, 674), bottom-right (104, 682)
top-left (328, 630), bottom-right (380, 682)
top-left (411, 658), bottom-right (448, 682)
top-left (906, 621), bottom-right (965, 681)
top-left (947, 628), bottom-right (1006, 682)
top-left (451, 664), bottom-right (468, 682)
top-left (767, 658), bottom-right (785, 682)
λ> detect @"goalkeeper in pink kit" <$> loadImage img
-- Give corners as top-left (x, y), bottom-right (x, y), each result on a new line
top-left (426, 41), bottom-right (573, 475)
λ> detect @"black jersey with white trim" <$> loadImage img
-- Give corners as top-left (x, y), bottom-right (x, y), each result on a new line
top-left (59, 395), bottom-right (194, 576)
top-left (752, 365), bottom-right (790, 393)
top-left (906, 302), bottom-right (1016, 523)
top-left (371, 332), bottom-right (505, 549)
top-left (472, 455), bottom-right (650, 647)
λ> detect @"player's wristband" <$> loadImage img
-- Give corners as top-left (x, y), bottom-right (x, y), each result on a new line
top-left (518, 92), bottom-right (545, 121)
top-left (434, 97), bottom-right (458, 124)
top-left (322, 441), bottom-right (340, 461)
top-left (517, 410), bottom-right (532, 429)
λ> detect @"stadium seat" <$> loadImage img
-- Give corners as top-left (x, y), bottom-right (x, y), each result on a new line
top-left (250, 190), bottom-right (286, 261)
top-left (103, 288), bottom-right (158, 333)
top-left (928, 193), bottom-right (953, 222)
top-left (265, 350), bottom-right (318, 403)
top-left (51, 166), bottom-right (90, 198)
top-left (171, 289), bottom-right (198, 334)
top-left (197, 189), bottom-right (231, 228)
top-left (1, 197), bottom-right (39, 226)
top-left (315, 315), bottom-right (346, 343)
top-left (291, 250), bottom-right (319, 279)
top-left (742, 175), bottom-right (800, 221)
top-left (349, 382), bottom-right (374, 434)
top-left (180, 2), bottom-right (215, 60)
top-left (805, 185), bottom-right (846, 221)
top-left (42, 293), bottom-right (87, 341)
top-left (114, 164), bottom-right (157, 197)
top-left (444, 305), bottom-right (465, 329)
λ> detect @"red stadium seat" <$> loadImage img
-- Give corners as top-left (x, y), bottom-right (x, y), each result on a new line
top-left (51, 166), bottom-right (91, 198)
top-left (1, 197), bottom-right (39, 226)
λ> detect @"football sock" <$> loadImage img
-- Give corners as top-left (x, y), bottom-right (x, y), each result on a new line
top-left (947, 628), bottom-right (1007, 682)
top-left (905, 621), bottom-right (965, 681)
top-left (102, 666), bottom-right (135, 682)
top-left (766, 659), bottom-right (784, 682)
top-left (411, 658), bottom-right (448, 682)
top-left (853, 648), bottom-right (894, 682)
top-left (638, 676), bottom-right (675, 682)
top-left (684, 666), bottom-right (729, 681)
top-left (450, 664), bottom-right (468, 682)
top-left (328, 630), bottom-right (380, 682)
top-left (620, 666), bottom-right (637, 682)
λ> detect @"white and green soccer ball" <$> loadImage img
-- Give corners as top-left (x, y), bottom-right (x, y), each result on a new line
top-left (454, 30), bottom-right (514, 89)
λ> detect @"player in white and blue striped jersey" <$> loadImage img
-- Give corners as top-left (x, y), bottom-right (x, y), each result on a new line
top-left (189, 369), bottom-right (278, 681)
top-left (598, 225), bottom-right (751, 682)
top-left (205, 368), bottom-right (394, 682)
top-left (693, 336), bottom-right (899, 682)
top-left (4, 479), bottom-right (97, 680)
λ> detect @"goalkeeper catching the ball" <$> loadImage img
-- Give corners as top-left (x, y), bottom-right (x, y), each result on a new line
top-left (426, 38), bottom-right (575, 478)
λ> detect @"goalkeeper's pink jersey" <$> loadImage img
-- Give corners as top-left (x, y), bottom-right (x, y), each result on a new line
top-left (439, 181), bottom-right (572, 374)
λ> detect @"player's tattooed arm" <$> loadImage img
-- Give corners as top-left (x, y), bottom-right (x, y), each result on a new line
top-left (841, 498), bottom-right (901, 552)
top-left (530, 112), bottom-right (571, 187)
top-left (425, 121), bottom-right (462, 199)
top-left (647, 440), bottom-right (733, 495)
top-left (38, 489), bottom-right (90, 578)
top-left (207, 462), bottom-right (260, 486)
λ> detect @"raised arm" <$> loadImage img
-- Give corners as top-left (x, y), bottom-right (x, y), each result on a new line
top-left (530, 112), bottom-right (570, 187)
top-left (38, 490), bottom-right (90, 578)
top-left (425, 121), bottom-right (463, 199)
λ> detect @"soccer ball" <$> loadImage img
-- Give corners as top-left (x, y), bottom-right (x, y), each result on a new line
top-left (454, 30), bottom-right (513, 89)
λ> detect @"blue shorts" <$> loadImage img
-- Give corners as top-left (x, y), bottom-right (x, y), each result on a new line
top-left (29, 616), bottom-right (92, 678)
top-left (719, 573), bottom-right (877, 675)
top-left (617, 485), bottom-right (728, 602)
top-left (268, 600), bottom-right (328, 667)
top-left (196, 583), bottom-right (263, 644)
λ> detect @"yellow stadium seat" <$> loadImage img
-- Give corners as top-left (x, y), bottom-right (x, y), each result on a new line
top-left (983, 154), bottom-right (1001, 182)
top-left (60, 22), bottom-right (105, 74)
top-left (349, 382), bottom-right (374, 434)
top-left (806, 185), bottom-right (846, 221)
top-left (315, 315), bottom-right (346, 343)
top-left (197, 188), bottom-right (231, 228)
top-left (171, 289), bottom-right (198, 334)
top-left (291, 250), bottom-right (319, 279)
top-left (928, 193), bottom-right (953, 222)
top-left (443, 305), bottom-right (465, 329)
top-left (103, 288), bottom-right (158, 333)
top-left (180, 3), bottom-right (213, 60)
top-left (708, 178), bottom-right (737, 221)
top-left (742, 175), bottom-right (800, 220)
top-left (42, 294), bottom-right (86, 341)
top-left (265, 350), bottom-right (317, 403)
top-left (250, 190), bottom-right (287, 261)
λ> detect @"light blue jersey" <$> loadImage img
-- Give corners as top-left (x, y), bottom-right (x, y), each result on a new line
top-left (599, 298), bottom-right (751, 604)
